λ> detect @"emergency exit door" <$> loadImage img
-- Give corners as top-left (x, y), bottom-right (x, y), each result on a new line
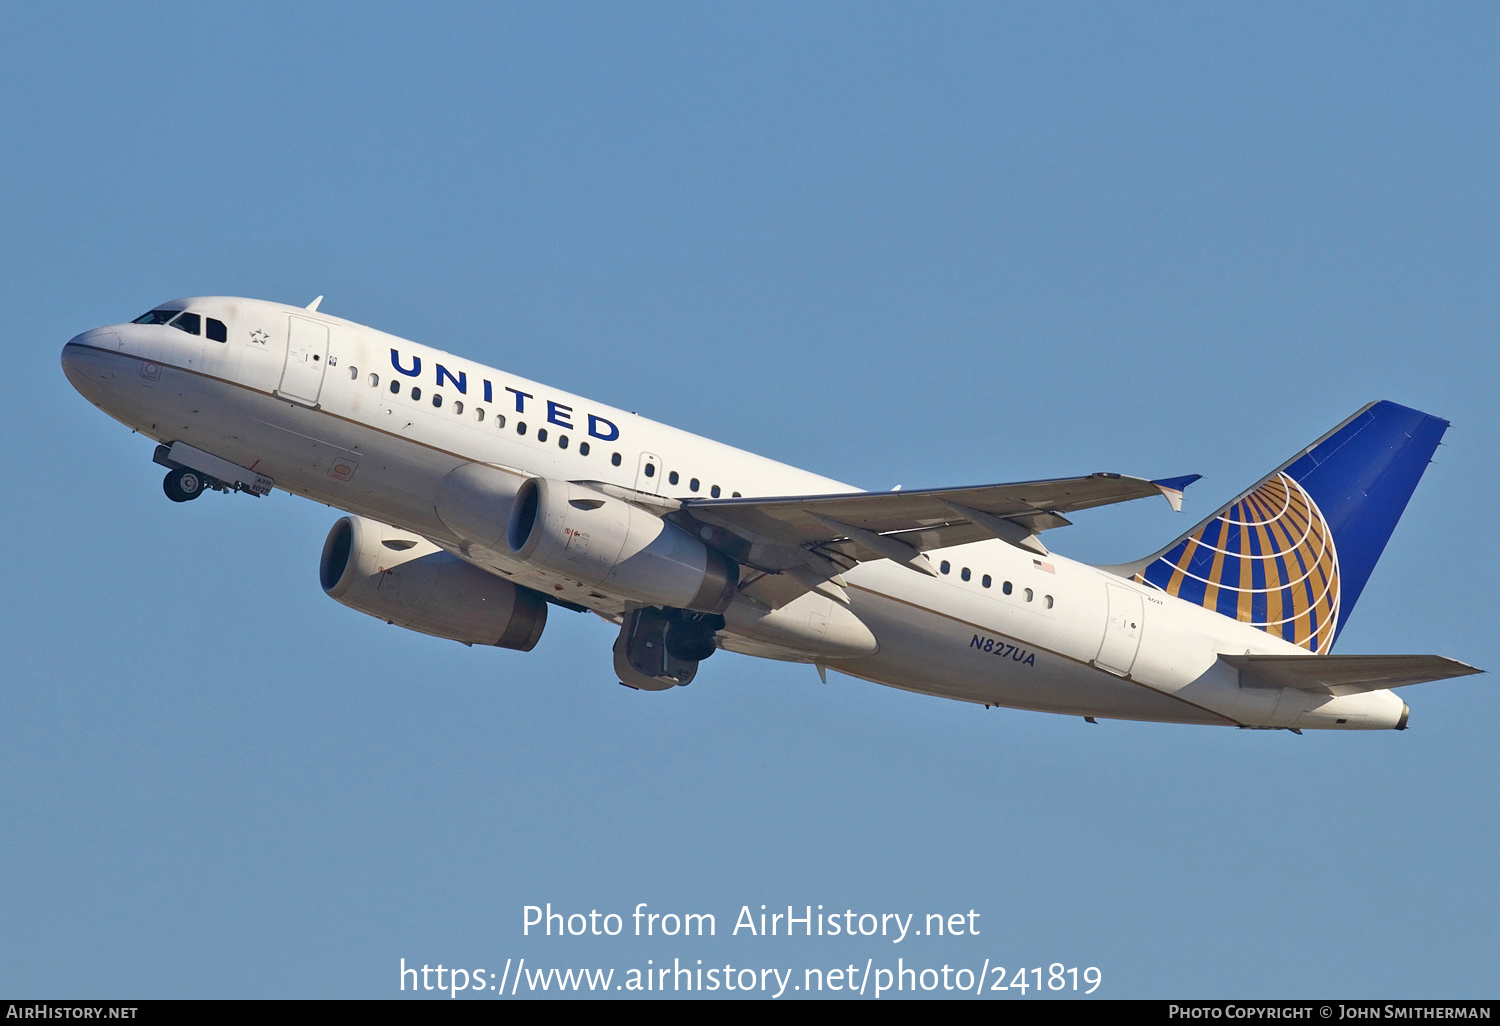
top-left (636, 452), bottom-right (661, 494)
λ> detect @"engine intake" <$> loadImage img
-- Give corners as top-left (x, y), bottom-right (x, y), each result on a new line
top-left (320, 515), bottom-right (547, 650)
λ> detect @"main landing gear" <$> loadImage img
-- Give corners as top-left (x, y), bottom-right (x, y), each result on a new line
top-left (614, 607), bottom-right (726, 690)
top-left (162, 467), bottom-right (206, 502)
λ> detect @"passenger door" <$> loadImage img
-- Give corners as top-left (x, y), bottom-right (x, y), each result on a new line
top-left (1094, 585), bottom-right (1144, 677)
top-left (276, 316), bottom-right (330, 407)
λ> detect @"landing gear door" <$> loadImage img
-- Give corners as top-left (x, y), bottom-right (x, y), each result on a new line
top-left (1094, 585), bottom-right (1144, 677)
top-left (636, 451), bottom-right (661, 494)
top-left (276, 316), bottom-right (330, 408)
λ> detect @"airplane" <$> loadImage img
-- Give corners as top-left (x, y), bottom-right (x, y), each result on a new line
top-left (60, 295), bottom-right (1482, 731)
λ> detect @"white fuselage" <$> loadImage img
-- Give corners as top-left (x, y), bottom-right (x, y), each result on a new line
top-left (61, 297), bottom-right (1407, 729)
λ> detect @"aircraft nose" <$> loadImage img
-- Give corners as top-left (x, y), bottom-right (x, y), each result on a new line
top-left (61, 328), bottom-right (121, 396)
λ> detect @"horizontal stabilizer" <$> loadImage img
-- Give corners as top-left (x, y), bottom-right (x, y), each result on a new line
top-left (1221, 653), bottom-right (1482, 696)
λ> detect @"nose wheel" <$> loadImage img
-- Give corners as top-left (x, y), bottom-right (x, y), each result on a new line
top-left (163, 468), bottom-right (206, 502)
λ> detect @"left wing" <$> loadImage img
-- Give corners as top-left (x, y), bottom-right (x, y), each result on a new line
top-left (678, 473), bottom-right (1195, 576)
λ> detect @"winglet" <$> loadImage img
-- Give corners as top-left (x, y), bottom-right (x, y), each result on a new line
top-left (1151, 474), bottom-right (1201, 513)
top-left (305, 295), bottom-right (324, 311)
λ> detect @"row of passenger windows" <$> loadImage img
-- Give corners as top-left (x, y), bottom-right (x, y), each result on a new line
top-left (122, 320), bottom-right (738, 499)
top-left (639, 462), bottom-right (738, 498)
top-left (356, 367), bottom-right (611, 456)
top-left (133, 309), bottom-right (228, 342)
top-left (350, 366), bottom-right (741, 497)
top-left (939, 560), bottom-right (1055, 608)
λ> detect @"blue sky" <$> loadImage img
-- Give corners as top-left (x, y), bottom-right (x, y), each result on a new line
top-left (2, 3), bottom-right (1496, 998)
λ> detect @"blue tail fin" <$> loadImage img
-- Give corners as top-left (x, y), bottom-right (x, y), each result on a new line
top-left (1126, 401), bottom-right (1448, 652)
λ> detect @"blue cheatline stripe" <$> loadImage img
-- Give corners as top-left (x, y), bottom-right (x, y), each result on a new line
top-left (1272, 551), bottom-right (1294, 628)
top-left (1176, 564), bottom-right (1207, 606)
top-left (1191, 519), bottom-right (1224, 576)
top-left (1218, 518), bottom-right (1242, 583)
top-left (1248, 526), bottom-right (1268, 627)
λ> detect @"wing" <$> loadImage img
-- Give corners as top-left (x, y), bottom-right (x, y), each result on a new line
top-left (676, 473), bottom-right (1196, 577)
top-left (1220, 654), bottom-right (1483, 696)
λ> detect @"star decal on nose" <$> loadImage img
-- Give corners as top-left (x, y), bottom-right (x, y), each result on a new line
top-left (249, 329), bottom-right (269, 345)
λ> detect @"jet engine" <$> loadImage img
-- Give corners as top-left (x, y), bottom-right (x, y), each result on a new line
top-left (505, 477), bottom-right (738, 613)
top-left (319, 515), bottom-right (547, 650)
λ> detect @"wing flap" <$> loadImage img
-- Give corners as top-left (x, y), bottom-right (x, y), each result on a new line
top-left (1221, 654), bottom-right (1483, 696)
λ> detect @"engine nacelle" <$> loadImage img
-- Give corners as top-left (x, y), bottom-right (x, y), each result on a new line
top-left (320, 515), bottom-right (547, 650)
top-left (506, 477), bottom-right (737, 613)
top-left (434, 462), bottom-right (528, 554)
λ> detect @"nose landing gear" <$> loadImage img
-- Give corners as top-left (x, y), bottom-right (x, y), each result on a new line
top-left (162, 468), bottom-right (206, 502)
top-left (152, 442), bottom-right (274, 502)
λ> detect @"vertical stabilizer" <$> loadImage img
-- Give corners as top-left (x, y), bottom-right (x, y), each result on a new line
top-left (1116, 401), bottom-right (1447, 652)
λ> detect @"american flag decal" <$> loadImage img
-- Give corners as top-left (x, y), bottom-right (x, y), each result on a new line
top-left (1033, 559), bottom-right (1056, 574)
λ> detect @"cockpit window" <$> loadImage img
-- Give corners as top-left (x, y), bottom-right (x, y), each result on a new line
top-left (206, 317), bottom-right (227, 342)
top-left (132, 309), bottom-right (181, 325)
top-left (168, 312), bottom-right (201, 335)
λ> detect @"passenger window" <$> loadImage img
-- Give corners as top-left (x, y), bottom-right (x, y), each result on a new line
top-left (496, 414), bottom-right (506, 428)
top-left (1002, 581), bottom-right (1013, 595)
top-left (611, 452), bottom-right (622, 466)
top-left (1045, 595), bottom-right (1054, 608)
top-left (169, 312), bottom-right (201, 335)
top-left (1024, 588), bottom-right (1034, 602)
top-left (411, 387), bottom-right (421, 401)
top-left (982, 575), bottom-right (992, 588)
top-left (348, 366), bottom-right (358, 380)
top-left (517, 422), bottom-right (527, 436)
top-left (732, 491), bottom-right (741, 497)
top-left (558, 435), bottom-right (569, 449)
top-left (132, 309), bottom-right (179, 325)
top-left (579, 442), bottom-right (590, 455)
top-left (690, 478), bottom-right (699, 492)
top-left (475, 407), bottom-right (484, 421)
top-left (669, 471), bottom-right (680, 485)
top-left (368, 373), bottom-right (379, 387)
top-left (645, 464), bottom-right (655, 477)
top-left (537, 428), bottom-right (548, 442)
top-left (432, 394), bottom-right (442, 408)
top-left (940, 561), bottom-right (951, 574)
top-left (206, 318), bottom-right (227, 342)
top-left (454, 400), bottom-right (464, 414)
top-left (961, 567), bottom-right (971, 582)
top-left (711, 485), bottom-right (721, 497)
top-left (389, 380), bottom-right (400, 394)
